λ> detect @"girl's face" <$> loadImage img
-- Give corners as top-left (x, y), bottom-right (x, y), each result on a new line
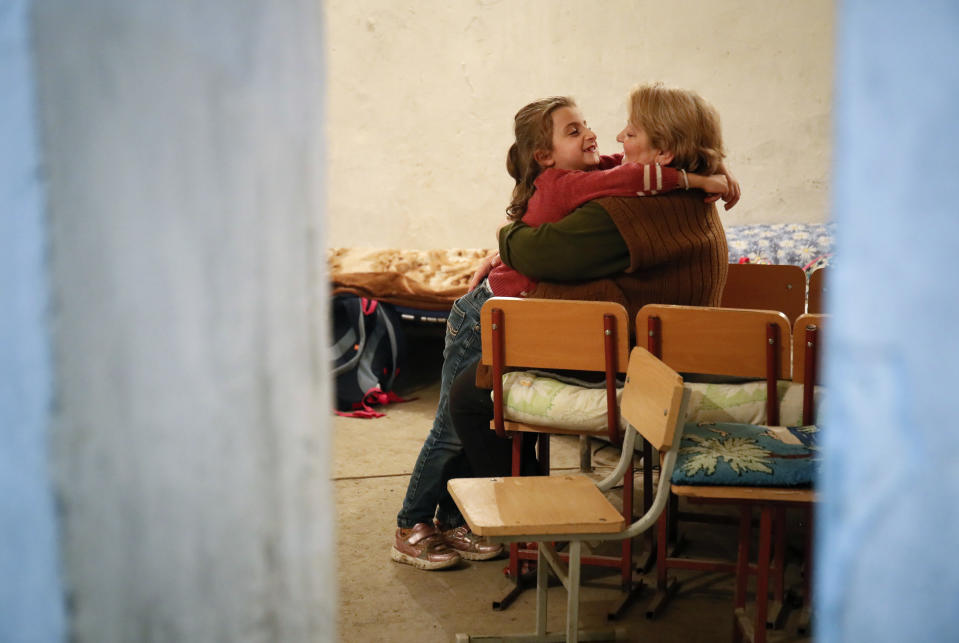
top-left (536, 106), bottom-right (600, 171)
top-left (617, 122), bottom-right (672, 165)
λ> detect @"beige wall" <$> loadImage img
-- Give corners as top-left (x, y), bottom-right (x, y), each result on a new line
top-left (326, 0), bottom-right (834, 249)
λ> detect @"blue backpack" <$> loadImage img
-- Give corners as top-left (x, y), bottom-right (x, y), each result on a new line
top-left (331, 294), bottom-right (408, 418)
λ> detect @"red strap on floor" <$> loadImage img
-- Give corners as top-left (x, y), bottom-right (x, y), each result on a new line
top-left (335, 387), bottom-right (416, 419)
top-left (335, 404), bottom-right (385, 419)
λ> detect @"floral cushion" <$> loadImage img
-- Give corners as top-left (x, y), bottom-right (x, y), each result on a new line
top-left (725, 222), bottom-right (835, 272)
top-left (671, 422), bottom-right (819, 486)
top-left (499, 371), bottom-right (823, 434)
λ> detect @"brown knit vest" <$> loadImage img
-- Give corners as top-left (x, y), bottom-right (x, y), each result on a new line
top-left (527, 192), bottom-right (728, 326)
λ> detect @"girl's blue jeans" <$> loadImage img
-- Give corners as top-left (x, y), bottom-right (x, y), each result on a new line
top-left (396, 282), bottom-right (491, 529)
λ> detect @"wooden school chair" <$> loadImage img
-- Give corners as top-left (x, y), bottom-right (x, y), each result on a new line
top-left (640, 304), bottom-right (820, 643)
top-left (637, 305), bottom-right (791, 618)
top-left (478, 297), bottom-right (638, 617)
top-left (720, 263), bottom-right (808, 324)
top-left (806, 267), bottom-right (828, 314)
top-left (449, 346), bottom-right (690, 643)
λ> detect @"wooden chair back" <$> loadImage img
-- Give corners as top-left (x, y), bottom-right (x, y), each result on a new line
top-left (807, 267), bottom-right (827, 314)
top-left (480, 297), bottom-right (631, 443)
top-left (621, 347), bottom-right (685, 452)
top-left (637, 304), bottom-right (791, 425)
top-left (480, 297), bottom-right (630, 372)
top-left (721, 263), bottom-right (807, 324)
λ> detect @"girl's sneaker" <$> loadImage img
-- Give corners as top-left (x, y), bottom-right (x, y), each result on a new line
top-left (436, 523), bottom-right (503, 561)
top-left (391, 523), bottom-right (461, 570)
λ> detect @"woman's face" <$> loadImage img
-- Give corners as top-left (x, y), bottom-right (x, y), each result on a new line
top-left (538, 106), bottom-right (600, 171)
top-left (617, 122), bottom-right (669, 165)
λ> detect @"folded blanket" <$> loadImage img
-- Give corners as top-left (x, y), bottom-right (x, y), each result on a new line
top-left (329, 247), bottom-right (494, 310)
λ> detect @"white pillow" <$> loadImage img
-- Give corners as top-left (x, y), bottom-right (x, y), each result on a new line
top-left (684, 380), bottom-right (823, 427)
top-left (498, 371), bottom-right (823, 434)
top-left (499, 371), bottom-right (623, 434)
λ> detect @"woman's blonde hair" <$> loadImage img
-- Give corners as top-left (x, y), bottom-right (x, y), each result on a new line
top-left (628, 83), bottom-right (724, 175)
top-left (505, 96), bottom-right (575, 220)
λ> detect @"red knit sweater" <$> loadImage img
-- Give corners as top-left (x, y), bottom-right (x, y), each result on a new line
top-left (487, 154), bottom-right (680, 296)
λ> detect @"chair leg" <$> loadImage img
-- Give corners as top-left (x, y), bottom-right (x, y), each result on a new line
top-left (642, 439), bottom-right (653, 513)
top-left (798, 507), bottom-right (815, 635)
top-left (620, 460), bottom-right (633, 590)
top-left (606, 454), bottom-right (642, 620)
top-left (511, 432), bottom-right (523, 476)
top-left (754, 506), bottom-right (773, 643)
top-left (605, 457), bottom-right (643, 620)
top-left (506, 543), bottom-right (521, 585)
top-left (538, 433), bottom-right (551, 475)
top-left (566, 540), bottom-right (582, 643)
top-left (536, 544), bottom-right (548, 636)
top-left (494, 547), bottom-right (534, 611)
top-left (646, 508), bottom-right (677, 618)
top-left (657, 509), bottom-right (668, 590)
top-left (579, 435), bottom-right (592, 472)
top-left (667, 493), bottom-right (680, 543)
top-left (733, 505), bottom-right (751, 643)
top-left (637, 438), bottom-right (656, 573)
top-left (767, 505), bottom-right (787, 629)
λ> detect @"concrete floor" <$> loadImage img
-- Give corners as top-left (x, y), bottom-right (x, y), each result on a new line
top-left (333, 324), bottom-right (814, 643)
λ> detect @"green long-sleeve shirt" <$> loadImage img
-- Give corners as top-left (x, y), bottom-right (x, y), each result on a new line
top-left (497, 201), bottom-right (630, 281)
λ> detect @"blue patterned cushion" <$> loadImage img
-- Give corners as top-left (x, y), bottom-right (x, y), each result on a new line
top-left (671, 422), bottom-right (820, 487)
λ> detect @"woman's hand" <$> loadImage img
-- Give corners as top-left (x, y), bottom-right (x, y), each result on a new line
top-left (468, 252), bottom-right (501, 291)
top-left (704, 164), bottom-right (742, 210)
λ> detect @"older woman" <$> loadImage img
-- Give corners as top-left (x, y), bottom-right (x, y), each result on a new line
top-left (451, 82), bottom-right (734, 482)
